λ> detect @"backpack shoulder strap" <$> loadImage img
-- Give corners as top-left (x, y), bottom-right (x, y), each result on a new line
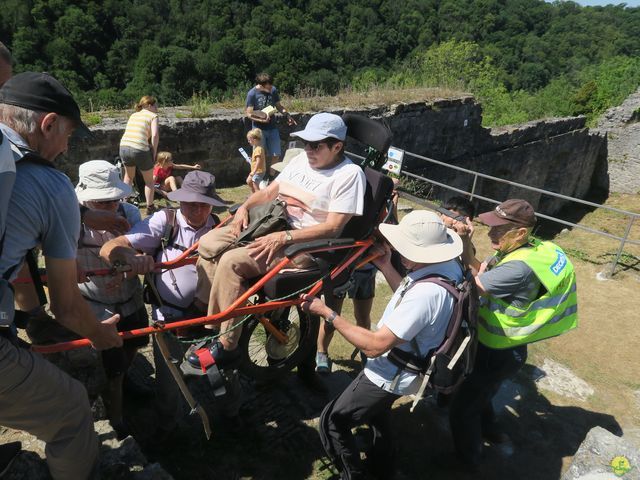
top-left (26, 249), bottom-right (47, 306)
top-left (160, 208), bottom-right (177, 250)
top-left (395, 274), bottom-right (457, 308)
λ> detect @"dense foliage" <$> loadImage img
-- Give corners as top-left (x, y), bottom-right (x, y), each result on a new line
top-left (2, 0), bottom-right (639, 125)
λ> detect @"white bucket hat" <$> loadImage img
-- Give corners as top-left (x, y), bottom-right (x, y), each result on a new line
top-left (378, 210), bottom-right (463, 264)
top-left (290, 112), bottom-right (347, 142)
top-left (75, 160), bottom-right (132, 202)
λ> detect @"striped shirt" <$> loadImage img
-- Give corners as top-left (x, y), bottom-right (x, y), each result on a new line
top-left (120, 109), bottom-right (157, 151)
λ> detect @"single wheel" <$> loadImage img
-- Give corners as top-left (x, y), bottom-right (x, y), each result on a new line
top-left (237, 305), bottom-right (319, 381)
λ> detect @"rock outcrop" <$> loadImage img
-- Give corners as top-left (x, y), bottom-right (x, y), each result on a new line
top-left (595, 87), bottom-right (640, 194)
top-left (562, 426), bottom-right (640, 480)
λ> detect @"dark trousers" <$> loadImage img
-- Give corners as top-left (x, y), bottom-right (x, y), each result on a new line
top-left (319, 371), bottom-right (400, 480)
top-left (449, 342), bottom-right (527, 465)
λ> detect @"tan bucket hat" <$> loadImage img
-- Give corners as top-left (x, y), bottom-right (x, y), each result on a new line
top-left (378, 210), bottom-right (463, 264)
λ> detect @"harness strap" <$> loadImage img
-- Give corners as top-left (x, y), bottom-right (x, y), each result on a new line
top-left (26, 250), bottom-right (47, 306)
top-left (195, 348), bottom-right (216, 373)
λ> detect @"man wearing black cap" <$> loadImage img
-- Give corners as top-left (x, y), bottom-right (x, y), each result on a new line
top-left (448, 199), bottom-right (577, 469)
top-left (0, 72), bottom-right (123, 480)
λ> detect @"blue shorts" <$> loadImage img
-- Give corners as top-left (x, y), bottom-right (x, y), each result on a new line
top-left (252, 173), bottom-right (265, 183)
top-left (261, 128), bottom-right (281, 158)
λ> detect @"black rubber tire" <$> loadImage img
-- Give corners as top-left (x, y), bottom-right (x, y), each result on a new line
top-left (237, 305), bottom-right (319, 382)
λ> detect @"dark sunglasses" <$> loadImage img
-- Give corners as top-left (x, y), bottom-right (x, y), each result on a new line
top-left (302, 140), bottom-right (328, 151)
top-left (93, 199), bottom-right (120, 205)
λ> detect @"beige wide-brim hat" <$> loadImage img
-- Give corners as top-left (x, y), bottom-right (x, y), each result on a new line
top-left (378, 210), bottom-right (463, 264)
top-left (76, 160), bottom-right (132, 202)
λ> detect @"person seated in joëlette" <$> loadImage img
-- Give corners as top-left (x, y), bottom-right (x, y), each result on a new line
top-left (186, 112), bottom-right (366, 369)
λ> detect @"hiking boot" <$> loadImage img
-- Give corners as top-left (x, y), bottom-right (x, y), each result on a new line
top-left (315, 352), bottom-right (332, 374)
top-left (0, 442), bottom-right (21, 477)
top-left (186, 340), bottom-right (240, 369)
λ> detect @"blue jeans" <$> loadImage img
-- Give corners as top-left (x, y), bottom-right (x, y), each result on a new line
top-left (260, 128), bottom-right (281, 158)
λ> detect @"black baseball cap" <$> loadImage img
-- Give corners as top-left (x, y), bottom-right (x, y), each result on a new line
top-left (0, 72), bottom-right (91, 137)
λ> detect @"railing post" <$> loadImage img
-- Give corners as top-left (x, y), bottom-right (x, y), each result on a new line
top-left (609, 216), bottom-right (635, 277)
top-left (470, 174), bottom-right (478, 201)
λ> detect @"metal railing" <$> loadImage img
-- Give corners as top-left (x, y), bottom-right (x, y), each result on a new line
top-left (346, 149), bottom-right (640, 277)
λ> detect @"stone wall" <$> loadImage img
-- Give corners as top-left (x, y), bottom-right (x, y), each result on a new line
top-left (65, 97), bottom-right (606, 216)
top-left (595, 87), bottom-right (640, 194)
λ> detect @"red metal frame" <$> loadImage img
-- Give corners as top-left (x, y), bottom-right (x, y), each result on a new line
top-left (32, 239), bottom-right (374, 354)
top-left (12, 209), bottom-right (233, 285)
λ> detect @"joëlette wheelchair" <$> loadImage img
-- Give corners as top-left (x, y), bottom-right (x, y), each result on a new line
top-left (31, 113), bottom-right (396, 384)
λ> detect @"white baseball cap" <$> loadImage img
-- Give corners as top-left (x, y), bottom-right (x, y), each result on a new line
top-left (75, 160), bottom-right (132, 202)
top-left (378, 210), bottom-right (463, 264)
top-left (290, 112), bottom-right (347, 142)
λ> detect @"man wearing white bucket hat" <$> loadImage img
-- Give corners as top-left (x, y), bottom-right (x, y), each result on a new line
top-left (302, 210), bottom-right (464, 479)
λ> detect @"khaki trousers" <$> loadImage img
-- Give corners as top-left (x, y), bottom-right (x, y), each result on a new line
top-left (0, 336), bottom-right (99, 479)
top-left (195, 226), bottom-right (313, 348)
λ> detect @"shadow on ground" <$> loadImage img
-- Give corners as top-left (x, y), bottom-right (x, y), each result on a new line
top-left (122, 353), bottom-right (622, 480)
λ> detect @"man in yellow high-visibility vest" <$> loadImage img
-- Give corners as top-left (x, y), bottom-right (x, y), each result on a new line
top-left (449, 199), bottom-right (577, 469)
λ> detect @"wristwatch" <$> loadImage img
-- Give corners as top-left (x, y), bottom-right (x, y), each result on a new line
top-left (324, 310), bottom-right (338, 326)
top-left (284, 230), bottom-right (293, 243)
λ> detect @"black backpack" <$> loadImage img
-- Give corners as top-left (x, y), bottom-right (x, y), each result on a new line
top-left (387, 272), bottom-right (479, 411)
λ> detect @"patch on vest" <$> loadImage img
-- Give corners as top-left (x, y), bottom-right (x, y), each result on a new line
top-left (550, 249), bottom-right (567, 276)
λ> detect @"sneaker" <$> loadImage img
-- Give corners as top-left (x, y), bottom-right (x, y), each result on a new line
top-left (0, 442), bottom-right (21, 477)
top-left (315, 352), bottom-right (332, 374)
top-left (186, 340), bottom-right (240, 369)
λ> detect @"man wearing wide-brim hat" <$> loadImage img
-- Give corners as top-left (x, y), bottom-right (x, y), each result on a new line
top-left (447, 199), bottom-right (577, 469)
top-left (302, 210), bottom-right (464, 479)
top-left (100, 170), bottom-right (228, 437)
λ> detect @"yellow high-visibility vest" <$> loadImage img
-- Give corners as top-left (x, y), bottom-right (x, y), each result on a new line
top-left (478, 239), bottom-right (578, 349)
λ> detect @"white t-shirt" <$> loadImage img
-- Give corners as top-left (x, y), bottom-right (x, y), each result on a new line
top-left (364, 260), bottom-right (464, 395)
top-left (276, 152), bottom-right (365, 229)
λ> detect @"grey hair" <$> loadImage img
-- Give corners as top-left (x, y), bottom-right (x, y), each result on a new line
top-left (0, 103), bottom-right (70, 139)
top-left (0, 104), bottom-right (45, 136)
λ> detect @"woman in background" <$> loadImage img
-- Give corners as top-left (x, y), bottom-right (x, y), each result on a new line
top-left (120, 95), bottom-right (159, 215)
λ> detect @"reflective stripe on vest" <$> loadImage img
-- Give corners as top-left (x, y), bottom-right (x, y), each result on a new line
top-left (478, 239), bottom-right (578, 349)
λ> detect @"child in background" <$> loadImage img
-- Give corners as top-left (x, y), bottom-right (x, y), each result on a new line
top-left (246, 128), bottom-right (266, 193)
top-left (153, 151), bottom-right (201, 193)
